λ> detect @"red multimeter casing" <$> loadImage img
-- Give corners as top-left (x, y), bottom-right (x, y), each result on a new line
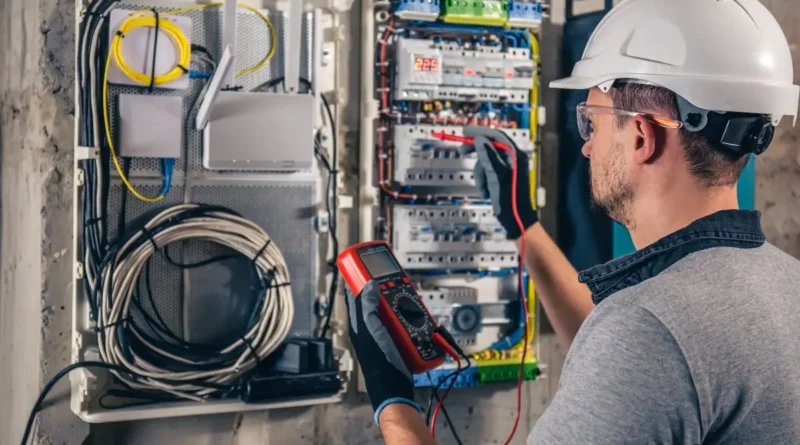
top-left (337, 241), bottom-right (447, 374)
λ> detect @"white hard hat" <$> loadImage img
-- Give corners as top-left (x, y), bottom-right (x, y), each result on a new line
top-left (550, 0), bottom-right (799, 126)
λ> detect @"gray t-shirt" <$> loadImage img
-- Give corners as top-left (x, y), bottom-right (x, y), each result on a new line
top-left (529, 236), bottom-right (800, 444)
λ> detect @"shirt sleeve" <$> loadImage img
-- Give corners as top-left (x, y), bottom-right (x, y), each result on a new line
top-left (528, 301), bottom-right (702, 445)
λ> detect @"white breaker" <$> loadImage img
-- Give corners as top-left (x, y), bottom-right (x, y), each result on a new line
top-left (393, 124), bottom-right (533, 187)
top-left (392, 204), bottom-right (519, 270)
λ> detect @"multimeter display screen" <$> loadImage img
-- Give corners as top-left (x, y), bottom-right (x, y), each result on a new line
top-left (360, 249), bottom-right (401, 278)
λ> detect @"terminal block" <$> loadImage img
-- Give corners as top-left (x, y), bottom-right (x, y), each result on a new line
top-left (395, 39), bottom-right (534, 103)
top-left (393, 125), bottom-right (533, 187)
top-left (392, 204), bottom-right (518, 270)
top-left (414, 364), bottom-right (481, 388)
top-left (440, 0), bottom-right (508, 26)
top-left (395, 0), bottom-right (441, 21)
top-left (506, 0), bottom-right (544, 29)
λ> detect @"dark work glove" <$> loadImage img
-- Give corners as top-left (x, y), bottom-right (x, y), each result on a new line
top-left (465, 126), bottom-right (539, 240)
top-left (345, 281), bottom-right (421, 425)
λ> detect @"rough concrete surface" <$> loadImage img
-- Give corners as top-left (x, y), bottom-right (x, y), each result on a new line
top-left (2, 0), bottom-right (800, 444)
top-left (758, 0), bottom-right (800, 258)
top-left (0, 0), bottom-right (84, 444)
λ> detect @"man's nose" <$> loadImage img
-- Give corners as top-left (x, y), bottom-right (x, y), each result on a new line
top-left (581, 140), bottom-right (592, 159)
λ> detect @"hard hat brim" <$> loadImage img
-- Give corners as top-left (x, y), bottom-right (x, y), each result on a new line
top-left (549, 75), bottom-right (595, 90)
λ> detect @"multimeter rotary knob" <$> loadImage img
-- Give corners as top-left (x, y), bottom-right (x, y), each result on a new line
top-left (396, 295), bottom-right (427, 328)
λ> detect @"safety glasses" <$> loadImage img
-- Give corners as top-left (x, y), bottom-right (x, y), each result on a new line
top-left (576, 102), bottom-right (684, 141)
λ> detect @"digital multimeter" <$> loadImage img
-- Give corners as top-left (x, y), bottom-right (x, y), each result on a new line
top-left (337, 241), bottom-right (447, 374)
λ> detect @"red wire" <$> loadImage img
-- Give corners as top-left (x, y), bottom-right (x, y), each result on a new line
top-left (432, 132), bottom-right (529, 445)
top-left (430, 357), bottom-right (462, 437)
top-left (429, 333), bottom-right (464, 438)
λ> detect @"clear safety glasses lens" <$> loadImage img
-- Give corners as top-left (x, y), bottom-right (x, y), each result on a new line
top-left (576, 105), bottom-right (593, 141)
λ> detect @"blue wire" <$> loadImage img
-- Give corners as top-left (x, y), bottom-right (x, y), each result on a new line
top-left (160, 158), bottom-right (175, 196)
top-left (189, 71), bottom-right (212, 79)
top-left (505, 35), bottom-right (518, 49)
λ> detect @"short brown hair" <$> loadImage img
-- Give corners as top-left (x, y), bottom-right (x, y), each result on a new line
top-left (609, 83), bottom-right (750, 187)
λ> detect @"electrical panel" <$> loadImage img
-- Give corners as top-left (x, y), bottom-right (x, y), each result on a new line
top-left (362, 0), bottom-right (546, 390)
top-left (71, 0), bottom-right (350, 423)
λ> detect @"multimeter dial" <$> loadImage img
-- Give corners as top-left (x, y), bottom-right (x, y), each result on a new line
top-left (395, 294), bottom-right (428, 329)
top-left (382, 282), bottom-right (439, 361)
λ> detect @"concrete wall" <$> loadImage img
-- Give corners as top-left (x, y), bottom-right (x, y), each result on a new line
top-left (1, 1), bottom-right (799, 445)
top-left (758, 0), bottom-right (800, 259)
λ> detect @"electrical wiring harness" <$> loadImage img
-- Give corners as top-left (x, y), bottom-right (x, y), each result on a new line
top-left (93, 204), bottom-right (295, 401)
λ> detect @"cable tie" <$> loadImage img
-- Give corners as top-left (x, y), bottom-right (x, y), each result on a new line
top-left (177, 64), bottom-right (189, 74)
top-left (139, 227), bottom-right (159, 252)
top-left (240, 336), bottom-right (260, 366)
top-left (266, 282), bottom-right (292, 290)
top-left (116, 30), bottom-right (125, 38)
top-left (86, 217), bottom-right (105, 226)
top-left (251, 239), bottom-right (272, 265)
top-left (95, 317), bottom-right (131, 332)
top-left (148, 9), bottom-right (160, 92)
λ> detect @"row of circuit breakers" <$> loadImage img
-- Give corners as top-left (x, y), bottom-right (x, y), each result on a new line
top-left (374, 0), bottom-right (545, 386)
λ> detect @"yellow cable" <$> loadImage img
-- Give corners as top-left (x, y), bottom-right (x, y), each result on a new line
top-left (104, 39), bottom-right (165, 203)
top-left (526, 31), bottom-right (540, 348)
top-left (162, 3), bottom-right (277, 77)
top-left (112, 12), bottom-right (192, 86)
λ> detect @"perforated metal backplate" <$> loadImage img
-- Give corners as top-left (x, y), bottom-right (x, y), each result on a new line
top-left (103, 5), bottom-right (320, 341)
top-left (106, 181), bottom-right (317, 340)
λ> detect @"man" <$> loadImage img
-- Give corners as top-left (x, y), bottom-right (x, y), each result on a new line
top-left (346, 0), bottom-right (800, 443)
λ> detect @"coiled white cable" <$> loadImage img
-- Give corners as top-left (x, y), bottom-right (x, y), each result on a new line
top-left (96, 204), bottom-right (294, 401)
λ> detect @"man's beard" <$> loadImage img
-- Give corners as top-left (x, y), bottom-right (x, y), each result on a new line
top-left (588, 151), bottom-right (634, 228)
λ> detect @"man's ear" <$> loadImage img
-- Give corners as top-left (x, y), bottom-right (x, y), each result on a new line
top-left (632, 115), bottom-right (658, 165)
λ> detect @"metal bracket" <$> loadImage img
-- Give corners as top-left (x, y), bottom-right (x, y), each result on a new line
top-left (284, 0), bottom-right (304, 93)
top-left (76, 168), bottom-right (85, 187)
top-left (222, 0), bottom-right (237, 87)
top-left (75, 145), bottom-right (99, 161)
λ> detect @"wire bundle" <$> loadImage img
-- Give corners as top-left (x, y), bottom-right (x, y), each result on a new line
top-left (95, 204), bottom-right (294, 401)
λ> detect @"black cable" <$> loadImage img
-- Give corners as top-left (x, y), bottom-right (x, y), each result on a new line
top-left (20, 361), bottom-right (138, 445)
top-left (190, 44), bottom-right (214, 61)
top-left (318, 92), bottom-right (339, 339)
top-left (426, 356), bottom-right (472, 425)
top-left (425, 372), bottom-right (465, 445)
top-left (148, 8), bottom-right (160, 92)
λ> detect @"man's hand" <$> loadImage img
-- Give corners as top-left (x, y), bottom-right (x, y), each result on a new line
top-left (466, 126), bottom-right (539, 240)
top-left (468, 126), bottom-right (594, 348)
top-left (345, 281), bottom-right (420, 423)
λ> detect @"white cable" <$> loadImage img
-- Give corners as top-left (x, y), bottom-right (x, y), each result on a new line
top-left (95, 204), bottom-right (295, 401)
